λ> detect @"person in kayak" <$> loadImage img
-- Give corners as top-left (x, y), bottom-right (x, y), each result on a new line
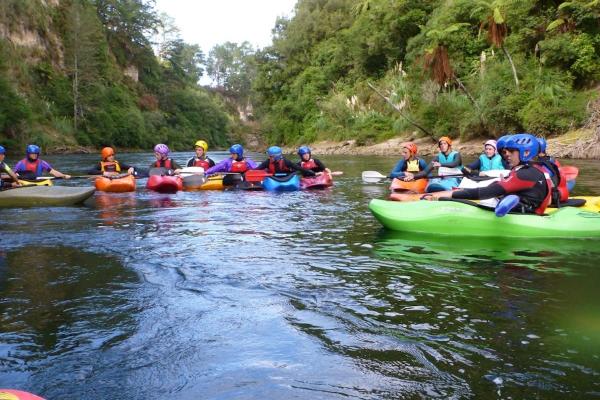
top-left (186, 140), bottom-right (215, 169)
top-left (0, 145), bottom-right (21, 188)
top-left (535, 137), bottom-right (568, 204)
top-left (296, 146), bottom-right (330, 175)
top-left (255, 146), bottom-right (316, 177)
top-left (410, 136), bottom-right (462, 180)
top-left (424, 133), bottom-right (553, 215)
top-left (151, 144), bottom-right (182, 174)
top-left (13, 144), bottom-right (71, 180)
top-left (88, 147), bottom-right (135, 176)
top-left (462, 139), bottom-right (509, 175)
top-left (388, 142), bottom-right (428, 180)
top-left (205, 144), bottom-right (258, 174)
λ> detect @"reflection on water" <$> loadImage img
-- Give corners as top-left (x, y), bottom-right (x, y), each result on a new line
top-left (0, 246), bottom-right (140, 397)
top-left (0, 154), bottom-right (597, 399)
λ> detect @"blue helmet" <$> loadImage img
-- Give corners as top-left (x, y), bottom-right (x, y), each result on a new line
top-left (537, 137), bottom-right (547, 154)
top-left (26, 144), bottom-right (40, 155)
top-left (297, 146), bottom-right (311, 156)
top-left (496, 135), bottom-right (512, 152)
top-left (503, 133), bottom-right (539, 162)
top-left (229, 144), bottom-right (244, 158)
top-left (267, 146), bottom-right (282, 160)
top-left (0, 145), bottom-right (5, 155)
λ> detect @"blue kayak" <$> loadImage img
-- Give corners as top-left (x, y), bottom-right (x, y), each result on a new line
top-left (262, 174), bottom-right (301, 191)
top-left (426, 177), bottom-right (461, 193)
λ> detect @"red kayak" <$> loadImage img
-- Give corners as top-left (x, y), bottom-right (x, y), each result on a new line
top-left (0, 389), bottom-right (45, 399)
top-left (146, 175), bottom-right (183, 193)
top-left (300, 172), bottom-right (333, 189)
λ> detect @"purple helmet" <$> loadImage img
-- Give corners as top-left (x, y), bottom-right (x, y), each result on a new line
top-left (154, 143), bottom-right (169, 155)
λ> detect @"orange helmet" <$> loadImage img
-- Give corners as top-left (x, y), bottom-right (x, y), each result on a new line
top-left (101, 147), bottom-right (115, 160)
top-left (438, 136), bottom-right (452, 147)
top-left (401, 142), bottom-right (418, 156)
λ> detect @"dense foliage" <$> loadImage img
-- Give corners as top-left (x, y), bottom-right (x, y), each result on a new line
top-left (0, 0), bottom-right (231, 154)
top-left (249, 0), bottom-right (600, 145)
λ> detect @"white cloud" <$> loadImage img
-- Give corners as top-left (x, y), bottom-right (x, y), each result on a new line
top-left (154, 0), bottom-right (297, 55)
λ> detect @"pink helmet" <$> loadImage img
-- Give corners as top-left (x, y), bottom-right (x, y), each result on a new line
top-left (154, 143), bottom-right (169, 155)
top-left (484, 140), bottom-right (497, 152)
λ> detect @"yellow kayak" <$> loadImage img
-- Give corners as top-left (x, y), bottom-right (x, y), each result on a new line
top-left (18, 179), bottom-right (53, 187)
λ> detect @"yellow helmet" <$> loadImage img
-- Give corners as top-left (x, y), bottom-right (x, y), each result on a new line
top-left (194, 140), bottom-right (208, 152)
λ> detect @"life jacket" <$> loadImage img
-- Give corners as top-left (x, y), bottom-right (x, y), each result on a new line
top-left (478, 154), bottom-right (504, 172)
top-left (154, 159), bottom-right (173, 169)
top-left (405, 159), bottom-right (422, 173)
top-left (438, 151), bottom-right (461, 168)
top-left (19, 158), bottom-right (43, 177)
top-left (268, 159), bottom-right (291, 174)
top-left (100, 160), bottom-right (121, 173)
top-left (500, 164), bottom-right (552, 215)
top-left (536, 158), bottom-right (568, 204)
top-left (192, 158), bottom-right (211, 170)
top-left (230, 159), bottom-right (249, 173)
top-left (300, 159), bottom-right (318, 171)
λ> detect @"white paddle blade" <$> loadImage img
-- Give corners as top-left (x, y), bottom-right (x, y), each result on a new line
top-left (438, 167), bottom-right (463, 177)
top-left (480, 169), bottom-right (510, 178)
top-left (362, 170), bottom-right (387, 183)
top-left (180, 166), bottom-right (205, 175)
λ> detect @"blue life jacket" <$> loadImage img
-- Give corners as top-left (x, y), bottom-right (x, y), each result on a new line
top-left (479, 154), bottom-right (504, 171)
top-left (438, 151), bottom-right (461, 168)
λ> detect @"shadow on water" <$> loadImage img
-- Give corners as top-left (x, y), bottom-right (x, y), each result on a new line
top-left (0, 246), bottom-right (140, 398)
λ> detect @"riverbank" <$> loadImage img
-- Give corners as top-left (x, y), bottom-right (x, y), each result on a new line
top-left (283, 127), bottom-right (599, 159)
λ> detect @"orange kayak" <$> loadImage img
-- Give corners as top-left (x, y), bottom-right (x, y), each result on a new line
top-left (95, 175), bottom-right (136, 192)
top-left (390, 178), bottom-right (428, 193)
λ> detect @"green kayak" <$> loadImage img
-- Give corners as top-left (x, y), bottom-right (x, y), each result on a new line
top-left (0, 186), bottom-right (95, 207)
top-left (369, 198), bottom-right (600, 238)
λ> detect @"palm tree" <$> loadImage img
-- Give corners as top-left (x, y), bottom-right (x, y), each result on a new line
top-left (471, 0), bottom-right (520, 89)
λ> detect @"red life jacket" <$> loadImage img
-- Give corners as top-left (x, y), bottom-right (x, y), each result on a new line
top-left (230, 160), bottom-right (249, 173)
top-left (500, 164), bottom-right (552, 215)
top-left (300, 159), bottom-right (318, 170)
top-left (19, 158), bottom-right (43, 176)
top-left (268, 159), bottom-right (290, 174)
top-left (192, 158), bottom-right (211, 169)
top-left (154, 159), bottom-right (173, 169)
top-left (100, 160), bottom-right (121, 173)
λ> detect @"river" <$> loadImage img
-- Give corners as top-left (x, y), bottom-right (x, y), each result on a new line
top-left (0, 152), bottom-right (598, 399)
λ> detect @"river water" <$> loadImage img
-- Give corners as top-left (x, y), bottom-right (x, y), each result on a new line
top-left (0, 152), bottom-right (598, 399)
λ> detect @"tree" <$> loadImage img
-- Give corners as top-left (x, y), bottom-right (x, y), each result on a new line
top-left (470, 0), bottom-right (520, 89)
top-left (64, 0), bottom-right (106, 131)
top-left (207, 42), bottom-right (256, 101)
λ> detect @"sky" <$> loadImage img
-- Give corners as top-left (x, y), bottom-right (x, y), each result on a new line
top-left (154, 0), bottom-right (297, 55)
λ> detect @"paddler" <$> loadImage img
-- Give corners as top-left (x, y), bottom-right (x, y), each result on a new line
top-left (88, 147), bottom-right (135, 176)
top-left (151, 144), bottom-right (182, 174)
top-left (408, 136), bottom-right (462, 180)
top-left (462, 139), bottom-right (508, 175)
top-left (388, 142), bottom-right (427, 181)
top-left (186, 140), bottom-right (215, 169)
top-left (423, 133), bottom-right (553, 215)
top-left (13, 144), bottom-right (71, 180)
top-left (0, 145), bottom-right (21, 188)
top-left (296, 146), bottom-right (330, 175)
top-left (254, 146), bottom-right (316, 177)
top-left (205, 144), bottom-right (257, 174)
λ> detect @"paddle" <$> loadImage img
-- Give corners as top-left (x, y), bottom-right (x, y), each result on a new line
top-left (180, 167), bottom-right (205, 177)
top-left (0, 183), bottom-right (43, 191)
top-left (182, 174), bottom-right (207, 188)
top-left (362, 170), bottom-right (467, 183)
top-left (330, 171), bottom-right (343, 176)
top-left (244, 170), bottom-right (272, 183)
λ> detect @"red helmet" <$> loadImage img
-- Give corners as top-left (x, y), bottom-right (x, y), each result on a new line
top-left (401, 142), bottom-right (418, 156)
